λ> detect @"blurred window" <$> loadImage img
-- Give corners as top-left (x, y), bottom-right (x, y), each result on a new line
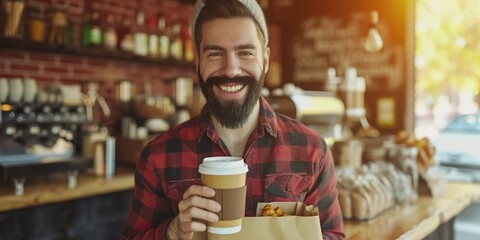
top-left (444, 114), bottom-right (480, 133)
top-left (415, 0), bottom-right (480, 138)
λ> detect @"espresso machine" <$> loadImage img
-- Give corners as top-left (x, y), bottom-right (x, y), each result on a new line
top-left (0, 78), bottom-right (92, 195)
top-left (266, 88), bottom-right (345, 146)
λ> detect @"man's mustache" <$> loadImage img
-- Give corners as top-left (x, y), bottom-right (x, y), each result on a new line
top-left (205, 76), bottom-right (255, 87)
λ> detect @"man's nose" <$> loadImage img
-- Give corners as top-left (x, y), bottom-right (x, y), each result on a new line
top-left (220, 54), bottom-right (242, 78)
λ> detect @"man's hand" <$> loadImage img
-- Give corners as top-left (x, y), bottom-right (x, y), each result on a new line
top-left (167, 185), bottom-right (221, 240)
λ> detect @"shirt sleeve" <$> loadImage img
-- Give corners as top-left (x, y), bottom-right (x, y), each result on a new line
top-left (305, 139), bottom-right (345, 240)
top-left (121, 146), bottom-right (174, 239)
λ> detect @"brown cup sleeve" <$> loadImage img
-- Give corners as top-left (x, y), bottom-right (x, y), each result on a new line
top-left (211, 185), bottom-right (247, 221)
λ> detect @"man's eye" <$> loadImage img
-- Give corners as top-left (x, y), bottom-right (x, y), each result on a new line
top-left (239, 51), bottom-right (254, 56)
top-left (208, 52), bottom-right (222, 57)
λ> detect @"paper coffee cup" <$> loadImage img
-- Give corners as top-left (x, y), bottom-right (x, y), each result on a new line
top-left (198, 156), bottom-right (248, 235)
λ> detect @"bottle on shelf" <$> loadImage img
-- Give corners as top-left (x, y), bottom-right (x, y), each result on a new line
top-left (81, 12), bottom-right (91, 48)
top-left (157, 14), bottom-right (170, 60)
top-left (89, 11), bottom-right (103, 48)
top-left (147, 15), bottom-right (159, 58)
top-left (47, 6), bottom-right (69, 48)
top-left (183, 20), bottom-right (195, 63)
top-left (26, 4), bottom-right (47, 43)
top-left (68, 16), bottom-right (83, 49)
top-left (170, 20), bottom-right (183, 62)
top-left (103, 13), bottom-right (118, 51)
top-left (133, 10), bottom-right (148, 57)
top-left (118, 17), bottom-right (134, 54)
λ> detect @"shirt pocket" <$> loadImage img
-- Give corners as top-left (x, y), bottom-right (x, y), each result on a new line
top-left (264, 173), bottom-right (310, 202)
top-left (166, 178), bottom-right (201, 213)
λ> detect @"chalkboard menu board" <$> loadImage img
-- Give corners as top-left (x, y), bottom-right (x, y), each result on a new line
top-left (290, 13), bottom-right (403, 91)
top-left (279, 0), bottom-right (413, 132)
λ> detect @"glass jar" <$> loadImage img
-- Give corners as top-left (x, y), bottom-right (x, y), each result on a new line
top-left (26, 5), bottom-right (47, 43)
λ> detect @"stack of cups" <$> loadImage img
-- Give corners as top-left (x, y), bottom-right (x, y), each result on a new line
top-left (198, 156), bottom-right (248, 235)
top-left (105, 136), bottom-right (116, 180)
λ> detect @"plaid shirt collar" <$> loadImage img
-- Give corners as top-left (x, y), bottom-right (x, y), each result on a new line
top-left (197, 96), bottom-right (278, 143)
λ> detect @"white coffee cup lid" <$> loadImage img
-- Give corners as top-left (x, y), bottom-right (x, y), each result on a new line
top-left (198, 156), bottom-right (248, 175)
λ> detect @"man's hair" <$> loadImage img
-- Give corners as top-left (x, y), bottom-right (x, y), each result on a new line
top-left (192, 0), bottom-right (268, 51)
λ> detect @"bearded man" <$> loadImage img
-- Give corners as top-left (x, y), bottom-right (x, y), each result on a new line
top-left (122, 0), bottom-right (344, 239)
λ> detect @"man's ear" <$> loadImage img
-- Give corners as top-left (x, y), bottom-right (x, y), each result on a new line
top-left (195, 51), bottom-right (200, 70)
top-left (263, 47), bottom-right (270, 74)
top-left (195, 52), bottom-right (200, 74)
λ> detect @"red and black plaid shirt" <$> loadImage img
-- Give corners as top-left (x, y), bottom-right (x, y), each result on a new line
top-left (122, 97), bottom-right (344, 239)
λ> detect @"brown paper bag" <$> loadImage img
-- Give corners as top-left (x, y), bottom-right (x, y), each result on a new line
top-left (192, 202), bottom-right (322, 240)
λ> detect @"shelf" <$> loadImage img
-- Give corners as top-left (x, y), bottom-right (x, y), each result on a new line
top-left (1, 103), bottom-right (88, 125)
top-left (0, 165), bottom-right (134, 212)
top-left (0, 38), bottom-right (195, 68)
top-left (0, 155), bottom-right (93, 180)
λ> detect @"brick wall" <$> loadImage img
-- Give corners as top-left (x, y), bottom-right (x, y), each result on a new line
top-left (1, 0), bottom-right (197, 85)
top-left (0, 0), bottom-right (281, 132)
top-left (0, 0), bottom-right (198, 130)
top-left (0, 48), bottom-right (197, 128)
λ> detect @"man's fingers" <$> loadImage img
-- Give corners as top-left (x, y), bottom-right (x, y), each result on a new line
top-left (178, 195), bottom-right (221, 213)
top-left (179, 219), bottom-right (208, 233)
top-left (183, 185), bottom-right (216, 199)
top-left (174, 184), bottom-right (221, 237)
top-left (179, 206), bottom-right (219, 223)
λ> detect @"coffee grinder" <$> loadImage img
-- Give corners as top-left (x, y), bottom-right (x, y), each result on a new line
top-left (334, 67), bottom-right (374, 137)
top-left (170, 77), bottom-right (193, 125)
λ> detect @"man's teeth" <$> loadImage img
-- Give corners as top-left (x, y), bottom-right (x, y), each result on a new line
top-left (219, 84), bottom-right (243, 92)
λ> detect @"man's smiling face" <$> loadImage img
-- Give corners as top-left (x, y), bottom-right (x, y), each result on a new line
top-left (197, 17), bottom-right (270, 129)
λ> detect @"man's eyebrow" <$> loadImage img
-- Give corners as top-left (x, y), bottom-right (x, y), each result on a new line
top-left (234, 44), bottom-right (256, 50)
top-left (202, 44), bottom-right (257, 53)
top-left (203, 45), bottom-right (225, 52)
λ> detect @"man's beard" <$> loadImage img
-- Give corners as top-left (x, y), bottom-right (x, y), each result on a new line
top-left (198, 69), bottom-right (265, 129)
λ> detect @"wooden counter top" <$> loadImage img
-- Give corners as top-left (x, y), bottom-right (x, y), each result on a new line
top-left (1, 167), bottom-right (479, 240)
top-left (344, 182), bottom-right (480, 240)
top-left (0, 167), bottom-right (134, 213)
